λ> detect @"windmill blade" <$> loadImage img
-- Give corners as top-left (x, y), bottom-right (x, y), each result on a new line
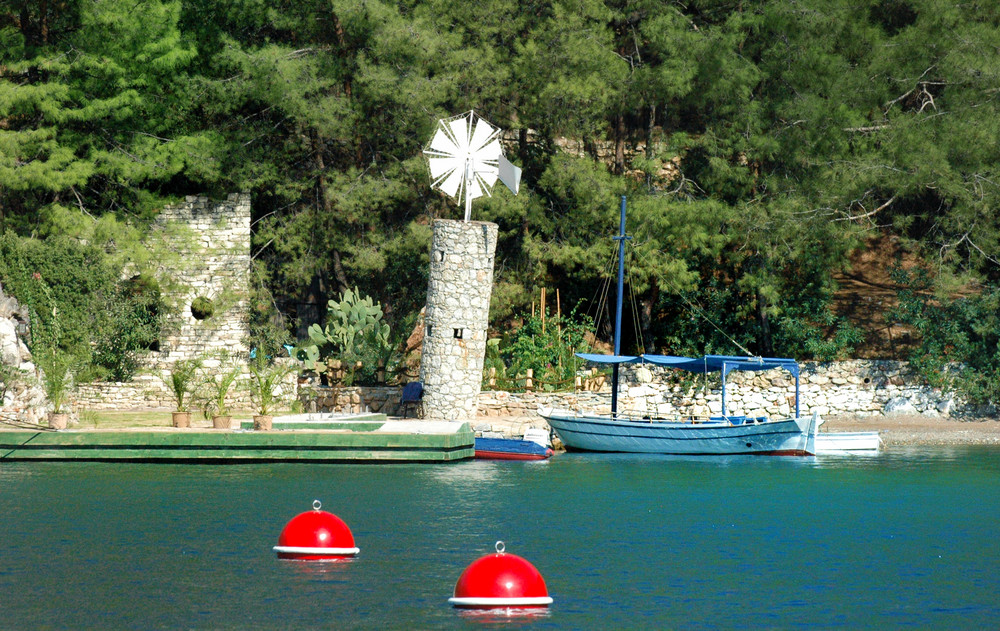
top-left (437, 166), bottom-right (465, 199)
top-left (428, 156), bottom-right (459, 179)
top-left (473, 138), bottom-right (502, 164)
top-left (428, 127), bottom-right (459, 156)
top-left (469, 117), bottom-right (500, 153)
top-left (447, 116), bottom-right (471, 154)
top-left (498, 154), bottom-right (522, 195)
top-left (467, 177), bottom-right (484, 201)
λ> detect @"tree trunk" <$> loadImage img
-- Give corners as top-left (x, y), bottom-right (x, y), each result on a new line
top-left (640, 286), bottom-right (658, 352)
top-left (313, 130), bottom-right (350, 296)
top-left (756, 289), bottom-right (774, 356)
top-left (614, 113), bottom-right (626, 175)
top-left (646, 104), bottom-right (656, 159)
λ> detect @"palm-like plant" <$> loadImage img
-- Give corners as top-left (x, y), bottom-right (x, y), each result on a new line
top-left (162, 359), bottom-right (202, 412)
top-left (248, 358), bottom-right (295, 416)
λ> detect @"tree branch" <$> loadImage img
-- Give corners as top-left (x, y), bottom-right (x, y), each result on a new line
top-left (832, 196), bottom-right (896, 222)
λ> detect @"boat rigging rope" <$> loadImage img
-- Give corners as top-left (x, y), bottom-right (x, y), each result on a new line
top-left (627, 233), bottom-right (754, 357)
top-left (584, 239), bottom-right (650, 357)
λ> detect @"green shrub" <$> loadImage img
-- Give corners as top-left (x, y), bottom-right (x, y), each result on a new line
top-left (91, 274), bottom-right (165, 381)
top-left (890, 268), bottom-right (1000, 406)
top-left (0, 232), bottom-right (118, 362)
top-left (489, 309), bottom-right (593, 391)
top-left (0, 232), bottom-right (165, 382)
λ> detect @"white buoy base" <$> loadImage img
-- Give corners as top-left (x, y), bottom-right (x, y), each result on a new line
top-left (273, 545), bottom-right (360, 556)
top-left (448, 596), bottom-right (553, 607)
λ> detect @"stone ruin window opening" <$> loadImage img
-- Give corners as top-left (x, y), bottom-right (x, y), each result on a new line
top-left (426, 325), bottom-right (433, 338)
top-left (453, 328), bottom-right (464, 339)
top-left (191, 296), bottom-right (215, 321)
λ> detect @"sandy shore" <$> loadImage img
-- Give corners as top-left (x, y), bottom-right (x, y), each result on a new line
top-left (480, 413), bottom-right (1000, 448)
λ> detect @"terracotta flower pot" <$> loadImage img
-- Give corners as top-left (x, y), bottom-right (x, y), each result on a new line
top-left (212, 415), bottom-right (232, 429)
top-left (253, 415), bottom-right (273, 431)
top-left (172, 411), bottom-right (191, 428)
top-left (48, 412), bottom-right (69, 430)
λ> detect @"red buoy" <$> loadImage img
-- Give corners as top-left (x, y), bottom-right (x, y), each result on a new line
top-left (273, 500), bottom-right (359, 560)
top-left (449, 542), bottom-right (552, 608)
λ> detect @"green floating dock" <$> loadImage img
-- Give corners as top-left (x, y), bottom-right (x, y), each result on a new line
top-left (0, 419), bottom-right (474, 463)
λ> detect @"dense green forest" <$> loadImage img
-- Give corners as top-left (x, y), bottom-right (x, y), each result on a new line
top-left (2, 1), bottom-right (999, 401)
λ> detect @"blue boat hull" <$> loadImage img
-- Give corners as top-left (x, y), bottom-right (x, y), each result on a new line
top-left (540, 408), bottom-right (818, 456)
top-left (475, 437), bottom-right (553, 460)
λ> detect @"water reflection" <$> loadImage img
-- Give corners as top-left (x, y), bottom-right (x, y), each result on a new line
top-left (455, 606), bottom-right (552, 625)
top-left (278, 557), bottom-right (355, 576)
top-left (425, 458), bottom-right (552, 486)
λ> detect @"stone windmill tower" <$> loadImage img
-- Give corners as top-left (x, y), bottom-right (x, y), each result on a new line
top-left (419, 111), bottom-right (521, 420)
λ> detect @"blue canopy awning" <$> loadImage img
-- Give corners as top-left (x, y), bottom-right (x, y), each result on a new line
top-left (575, 353), bottom-right (801, 418)
top-left (575, 353), bottom-right (800, 377)
top-left (575, 353), bottom-right (641, 365)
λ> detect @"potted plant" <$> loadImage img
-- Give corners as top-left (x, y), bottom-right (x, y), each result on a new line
top-left (161, 359), bottom-right (201, 428)
top-left (39, 349), bottom-right (73, 430)
top-left (200, 361), bottom-right (242, 429)
top-left (247, 357), bottom-right (296, 431)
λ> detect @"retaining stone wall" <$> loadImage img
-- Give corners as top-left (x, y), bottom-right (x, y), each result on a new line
top-left (299, 384), bottom-right (407, 415)
top-left (74, 368), bottom-right (298, 412)
top-left (475, 360), bottom-right (967, 418)
top-left (63, 359), bottom-right (974, 419)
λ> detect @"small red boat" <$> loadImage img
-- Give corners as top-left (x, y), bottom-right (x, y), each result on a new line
top-left (474, 429), bottom-right (554, 461)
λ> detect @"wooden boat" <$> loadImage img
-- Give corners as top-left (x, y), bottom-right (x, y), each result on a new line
top-left (815, 431), bottom-right (881, 453)
top-left (540, 355), bottom-right (818, 456)
top-left (475, 429), bottom-right (554, 460)
top-left (538, 197), bottom-right (818, 456)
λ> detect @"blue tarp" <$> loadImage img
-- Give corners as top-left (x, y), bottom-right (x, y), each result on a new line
top-left (575, 353), bottom-right (800, 377)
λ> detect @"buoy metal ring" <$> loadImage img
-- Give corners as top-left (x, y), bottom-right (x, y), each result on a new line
top-left (312, 499), bottom-right (322, 511)
top-left (495, 541), bottom-right (505, 554)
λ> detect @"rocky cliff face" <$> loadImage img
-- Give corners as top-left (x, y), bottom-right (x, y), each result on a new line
top-left (0, 283), bottom-right (48, 424)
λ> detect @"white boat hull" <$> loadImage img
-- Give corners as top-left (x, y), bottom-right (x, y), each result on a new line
top-left (815, 431), bottom-right (881, 453)
top-left (539, 408), bottom-right (818, 456)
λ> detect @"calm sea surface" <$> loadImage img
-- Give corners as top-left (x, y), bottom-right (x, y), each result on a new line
top-left (3, 447), bottom-right (999, 630)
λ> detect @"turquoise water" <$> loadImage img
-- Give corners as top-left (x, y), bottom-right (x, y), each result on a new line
top-left (3, 448), bottom-right (999, 629)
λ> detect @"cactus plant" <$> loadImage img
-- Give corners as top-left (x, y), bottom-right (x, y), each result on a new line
top-left (293, 287), bottom-right (390, 375)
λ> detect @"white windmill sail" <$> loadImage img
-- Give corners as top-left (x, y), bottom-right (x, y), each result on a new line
top-left (423, 110), bottom-right (520, 221)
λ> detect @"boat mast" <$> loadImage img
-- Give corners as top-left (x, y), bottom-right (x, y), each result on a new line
top-left (611, 195), bottom-right (630, 418)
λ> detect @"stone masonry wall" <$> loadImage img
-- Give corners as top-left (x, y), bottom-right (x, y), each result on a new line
top-left (419, 220), bottom-right (498, 420)
top-left (155, 193), bottom-right (251, 365)
top-left (74, 369), bottom-right (298, 412)
top-left (474, 360), bottom-right (969, 419)
top-left (73, 359), bottom-right (973, 418)
top-left (73, 193), bottom-right (261, 412)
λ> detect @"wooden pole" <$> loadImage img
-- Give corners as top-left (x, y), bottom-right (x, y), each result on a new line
top-left (556, 288), bottom-right (562, 330)
top-left (540, 287), bottom-right (546, 333)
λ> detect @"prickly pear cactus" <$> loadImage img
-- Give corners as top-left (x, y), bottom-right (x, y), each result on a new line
top-left (293, 287), bottom-right (387, 372)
